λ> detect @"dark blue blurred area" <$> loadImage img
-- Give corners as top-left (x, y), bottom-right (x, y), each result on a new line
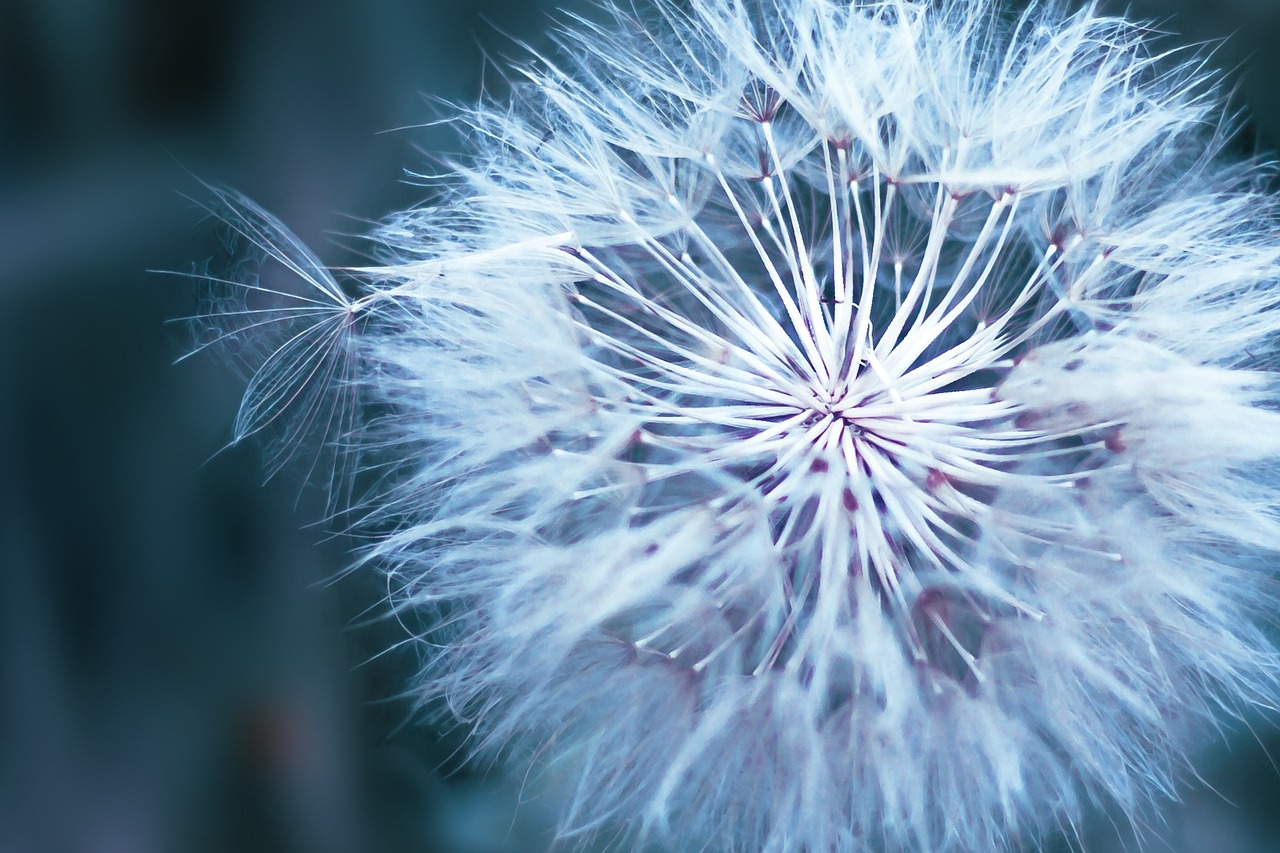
top-left (0, 2), bottom-right (589, 851)
top-left (1, 1), bottom-right (1279, 852)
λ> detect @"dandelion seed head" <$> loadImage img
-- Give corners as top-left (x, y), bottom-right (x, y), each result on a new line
top-left (196, 1), bottom-right (1280, 850)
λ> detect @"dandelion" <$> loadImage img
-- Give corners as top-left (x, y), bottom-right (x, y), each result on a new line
top-left (194, 0), bottom-right (1280, 850)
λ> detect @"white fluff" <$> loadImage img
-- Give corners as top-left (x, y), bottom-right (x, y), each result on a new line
top-left (201, 1), bottom-right (1280, 850)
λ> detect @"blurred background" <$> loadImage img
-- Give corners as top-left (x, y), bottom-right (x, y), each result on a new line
top-left (1, 1), bottom-right (1279, 851)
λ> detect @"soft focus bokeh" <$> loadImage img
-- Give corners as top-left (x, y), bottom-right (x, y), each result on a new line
top-left (1, 1), bottom-right (1278, 851)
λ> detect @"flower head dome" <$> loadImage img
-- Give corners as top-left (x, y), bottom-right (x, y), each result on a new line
top-left (198, 0), bottom-right (1280, 850)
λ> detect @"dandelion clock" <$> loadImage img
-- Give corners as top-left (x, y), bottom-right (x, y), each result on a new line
top-left (190, 1), bottom-right (1280, 850)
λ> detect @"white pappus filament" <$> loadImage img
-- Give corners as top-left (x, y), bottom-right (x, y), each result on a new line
top-left (192, 2), bottom-right (1280, 852)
